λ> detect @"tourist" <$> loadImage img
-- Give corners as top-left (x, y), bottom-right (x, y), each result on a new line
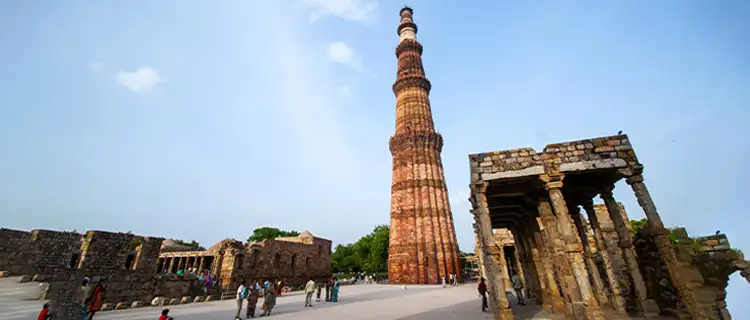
top-left (331, 280), bottom-right (340, 302)
top-left (511, 273), bottom-right (525, 305)
top-left (453, 273), bottom-right (458, 286)
top-left (260, 282), bottom-right (276, 316)
top-left (326, 278), bottom-right (334, 301)
top-left (246, 284), bottom-right (260, 318)
top-left (276, 278), bottom-right (285, 297)
top-left (324, 278), bottom-right (331, 301)
top-left (442, 276), bottom-right (447, 288)
top-left (235, 280), bottom-right (249, 320)
top-left (37, 302), bottom-right (50, 320)
top-left (79, 278), bottom-right (90, 318)
top-left (304, 277), bottom-right (316, 307)
top-left (85, 281), bottom-right (105, 320)
top-left (477, 278), bottom-right (488, 312)
top-left (158, 308), bottom-right (173, 320)
top-left (315, 282), bottom-right (322, 302)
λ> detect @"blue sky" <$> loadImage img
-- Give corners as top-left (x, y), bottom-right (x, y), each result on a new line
top-left (1, 0), bottom-right (748, 315)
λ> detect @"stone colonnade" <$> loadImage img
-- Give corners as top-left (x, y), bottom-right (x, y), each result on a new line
top-left (470, 166), bottom-right (710, 320)
top-left (157, 255), bottom-right (214, 275)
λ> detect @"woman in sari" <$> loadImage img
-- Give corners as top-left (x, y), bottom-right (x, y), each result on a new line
top-left (260, 282), bottom-right (276, 316)
top-left (85, 282), bottom-right (105, 320)
top-left (331, 280), bottom-right (340, 302)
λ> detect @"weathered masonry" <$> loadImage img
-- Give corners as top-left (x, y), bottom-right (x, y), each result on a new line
top-left (469, 134), bottom-right (750, 320)
top-left (387, 6), bottom-right (462, 285)
top-left (157, 231), bottom-right (332, 289)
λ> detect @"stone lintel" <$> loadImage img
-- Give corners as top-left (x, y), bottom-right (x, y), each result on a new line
top-left (558, 158), bottom-right (628, 172)
top-left (481, 165), bottom-right (545, 181)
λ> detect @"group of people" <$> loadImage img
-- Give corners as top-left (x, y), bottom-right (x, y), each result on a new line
top-left (440, 273), bottom-right (460, 287)
top-left (476, 273), bottom-right (525, 313)
top-left (234, 277), bottom-right (341, 319)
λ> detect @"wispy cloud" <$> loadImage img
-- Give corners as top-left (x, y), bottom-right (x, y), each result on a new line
top-left (115, 66), bottom-right (162, 93)
top-left (299, 0), bottom-right (378, 23)
top-left (326, 41), bottom-right (373, 76)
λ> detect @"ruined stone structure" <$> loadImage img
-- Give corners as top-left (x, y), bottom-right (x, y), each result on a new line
top-left (0, 228), bottom-right (331, 319)
top-left (468, 134), bottom-right (750, 320)
top-left (387, 6), bottom-right (462, 285)
top-left (158, 231), bottom-right (332, 289)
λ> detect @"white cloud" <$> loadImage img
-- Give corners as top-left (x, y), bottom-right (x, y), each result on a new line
top-left (326, 41), bottom-right (372, 76)
top-left (299, 0), bottom-right (378, 23)
top-left (116, 66), bottom-right (163, 93)
top-left (88, 62), bottom-right (103, 73)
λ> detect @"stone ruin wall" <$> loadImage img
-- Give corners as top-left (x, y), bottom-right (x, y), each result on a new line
top-left (470, 135), bottom-right (638, 182)
top-left (0, 228), bottom-right (81, 276)
top-left (634, 226), bottom-right (750, 319)
top-left (159, 234), bottom-right (333, 291)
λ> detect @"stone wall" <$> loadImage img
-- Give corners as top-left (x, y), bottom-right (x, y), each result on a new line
top-left (158, 232), bottom-right (333, 290)
top-left (0, 228), bottom-right (81, 276)
top-left (634, 226), bottom-right (750, 319)
top-left (469, 134), bottom-right (637, 182)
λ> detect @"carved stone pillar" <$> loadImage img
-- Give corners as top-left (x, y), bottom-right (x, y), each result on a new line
top-left (541, 174), bottom-right (605, 320)
top-left (536, 194), bottom-right (583, 316)
top-left (535, 228), bottom-right (566, 313)
top-left (197, 256), bottom-right (204, 272)
top-left (470, 182), bottom-right (514, 319)
top-left (582, 200), bottom-right (628, 313)
top-left (621, 167), bottom-right (710, 319)
top-left (474, 232), bottom-right (488, 280)
top-left (168, 257), bottom-right (175, 273)
top-left (601, 186), bottom-right (660, 317)
top-left (511, 229), bottom-right (533, 301)
top-left (570, 206), bottom-right (609, 306)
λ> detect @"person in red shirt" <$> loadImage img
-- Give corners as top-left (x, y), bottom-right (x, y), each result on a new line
top-left (158, 308), bottom-right (173, 320)
top-left (37, 303), bottom-right (50, 320)
top-left (477, 278), bottom-right (488, 312)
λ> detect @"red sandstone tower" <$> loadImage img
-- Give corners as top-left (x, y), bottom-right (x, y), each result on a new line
top-left (388, 7), bottom-right (462, 284)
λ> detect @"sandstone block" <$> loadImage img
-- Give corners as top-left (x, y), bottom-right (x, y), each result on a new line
top-left (101, 303), bottom-right (114, 311)
top-left (115, 302), bottom-right (130, 310)
top-left (169, 298), bottom-right (179, 305)
top-left (704, 240), bottom-right (719, 246)
top-left (204, 295), bottom-right (215, 302)
top-left (151, 297), bottom-right (165, 306)
top-left (131, 301), bottom-right (146, 308)
top-left (594, 146), bottom-right (614, 153)
top-left (18, 275), bottom-right (32, 283)
top-left (0, 271), bottom-right (9, 278)
top-left (180, 296), bottom-right (192, 304)
top-left (193, 296), bottom-right (204, 303)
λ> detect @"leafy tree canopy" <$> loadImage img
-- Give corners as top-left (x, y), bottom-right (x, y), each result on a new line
top-left (332, 225), bottom-right (389, 274)
top-left (174, 239), bottom-right (204, 251)
top-left (247, 227), bottom-right (300, 242)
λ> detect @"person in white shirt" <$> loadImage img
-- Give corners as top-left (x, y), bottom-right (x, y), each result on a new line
top-left (235, 280), bottom-right (249, 320)
top-left (304, 277), bottom-right (316, 307)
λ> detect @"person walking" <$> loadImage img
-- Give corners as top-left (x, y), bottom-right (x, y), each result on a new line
top-left (246, 283), bottom-right (260, 318)
top-left (235, 280), bottom-right (249, 320)
top-left (315, 282), bottom-right (322, 302)
top-left (331, 280), bottom-right (340, 302)
top-left (85, 281), bottom-right (105, 320)
top-left (511, 273), bottom-right (525, 305)
top-left (260, 282), bottom-right (276, 316)
top-left (442, 276), bottom-right (447, 288)
top-left (37, 303), bottom-right (50, 320)
top-left (325, 278), bottom-right (333, 301)
top-left (304, 277), bottom-right (316, 307)
top-left (158, 308), bottom-right (173, 320)
top-left (79, 278), bottom-right (90, 319)
top-left (477, 278), bottom-right (488, 312)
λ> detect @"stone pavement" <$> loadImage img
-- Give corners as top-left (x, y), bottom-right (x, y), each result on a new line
top-left (90, 284), bottom-right (567, 320)
top-left (0, 280), bottom-right (664, 319)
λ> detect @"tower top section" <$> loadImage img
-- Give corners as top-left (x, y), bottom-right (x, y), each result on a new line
top-left (398, 6), bottom-right (417, 43)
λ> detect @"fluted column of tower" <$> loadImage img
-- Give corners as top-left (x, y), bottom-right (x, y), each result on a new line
top-left (388, 7), bottom-right (462, 285)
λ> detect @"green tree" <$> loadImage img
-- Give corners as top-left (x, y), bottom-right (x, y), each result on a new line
top-left (174, 239), bottom-right (204, 251)
top-left (247, 227), bottom-right (300, 242)
top-left (330, 225), bottom-right (390, 274)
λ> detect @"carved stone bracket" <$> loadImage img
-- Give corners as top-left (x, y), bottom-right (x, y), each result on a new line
top-left (395, 38), bottom-right (423, 56)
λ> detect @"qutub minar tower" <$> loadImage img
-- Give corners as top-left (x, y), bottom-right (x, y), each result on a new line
top-left (388, 7), bottom-right (462, 284)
